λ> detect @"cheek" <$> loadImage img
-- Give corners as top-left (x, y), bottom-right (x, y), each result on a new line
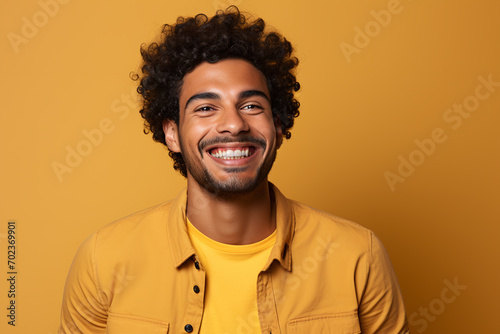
top-left (180, 122), bottom-right (213, 150)
top-left (259, 120), bottom-right (278, 142)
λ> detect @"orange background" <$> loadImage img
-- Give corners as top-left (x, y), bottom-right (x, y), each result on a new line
top-left (1, 0), bottom-right (499, 333)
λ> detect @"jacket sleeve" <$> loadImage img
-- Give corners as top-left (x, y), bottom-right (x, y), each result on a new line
top-left (59, 233), bottom-right (108, 333)
top-left (358, 232), bottom-right (410, 334)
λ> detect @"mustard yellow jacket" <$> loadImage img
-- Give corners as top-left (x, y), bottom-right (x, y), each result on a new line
top-left (59, 185), bottom-right (409, 333)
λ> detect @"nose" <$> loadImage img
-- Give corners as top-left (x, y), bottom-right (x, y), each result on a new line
top-left (216, 107), bottom-right (250, 135)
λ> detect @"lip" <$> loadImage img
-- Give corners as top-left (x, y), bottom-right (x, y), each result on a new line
top-left (204, 142), bottom-right (258, 150)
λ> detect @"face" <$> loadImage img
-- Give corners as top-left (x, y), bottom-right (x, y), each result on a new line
top-left (163, 59), bottom-right (282, 198)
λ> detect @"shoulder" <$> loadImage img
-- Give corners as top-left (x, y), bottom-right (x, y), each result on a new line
top-left (288, 199), bottom-right (375, 255)
top-left (96, 200), bottom-right (174, 240)
top-left (291, 199), bottom-right (372, 235)
top-left (82, 200), bottom-right (175, 263)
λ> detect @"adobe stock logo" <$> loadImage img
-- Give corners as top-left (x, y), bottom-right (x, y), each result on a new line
top-left (226, 234), bottom-right (340, 334)
top-left (272, 234), bottom-right (340, 305)
top-left (384, 73), bottom-right (500, 192)
top-left (7, 0), bottom-right (72, 54)
top-left (339, 0), bottom-right (411, 64)
top-left (52, 87), bottom-right (137, 182)
top-left (409, 277), bottom-right (467, 333)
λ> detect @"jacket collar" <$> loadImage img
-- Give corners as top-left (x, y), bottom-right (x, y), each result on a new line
top-left (166, 183), bottom-right (295, 271)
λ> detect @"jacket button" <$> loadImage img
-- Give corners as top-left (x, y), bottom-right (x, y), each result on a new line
top-left (184, 324), bottom-right (193, 333)
top-left (194, 261), bottom-right (200, 270)
top-left (193, 285), bottom-right (200, 293)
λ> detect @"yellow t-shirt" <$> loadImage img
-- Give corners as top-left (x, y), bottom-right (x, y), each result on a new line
top-left (187, 219), bottom-right (276, 334)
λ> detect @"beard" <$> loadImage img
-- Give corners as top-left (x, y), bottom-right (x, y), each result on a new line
top-left (179, 134), bottom-right (277, 200)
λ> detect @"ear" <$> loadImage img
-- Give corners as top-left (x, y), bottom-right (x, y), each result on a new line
top-left (163, 119), bottom-right (181, 153)
top-left (274, 116), bottom-right (283, 149)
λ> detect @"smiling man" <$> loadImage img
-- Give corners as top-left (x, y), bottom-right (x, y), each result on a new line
top-left (59, 7), bottom-right (410, 334)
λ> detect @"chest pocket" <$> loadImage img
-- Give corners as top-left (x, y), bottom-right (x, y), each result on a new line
top-left (287, 311), bottom-right (360, 334)
top-left (106, 313), bottom-right (169, 334)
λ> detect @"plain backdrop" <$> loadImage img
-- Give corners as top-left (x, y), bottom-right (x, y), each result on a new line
top-left (1, 0), bottom-right (499, 333)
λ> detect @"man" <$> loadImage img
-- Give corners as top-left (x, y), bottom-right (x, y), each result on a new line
top-left (59, 7), bottom-right (410, 333)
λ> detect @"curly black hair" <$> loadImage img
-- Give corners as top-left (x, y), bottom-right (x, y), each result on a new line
top-left (133, 6), bottom-right (300, 177)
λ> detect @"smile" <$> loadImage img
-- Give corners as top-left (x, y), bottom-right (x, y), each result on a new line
top-left (209, 147), bottom-right (255, 160)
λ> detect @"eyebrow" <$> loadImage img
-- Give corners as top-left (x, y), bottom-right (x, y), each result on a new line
top-left (239, 90), bottom-right (270, 101)
top-left (184, 90), bottom-right (270, 110)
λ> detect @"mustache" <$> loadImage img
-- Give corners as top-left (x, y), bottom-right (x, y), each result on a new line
top-left (199, 135), bottom-right (266, 155)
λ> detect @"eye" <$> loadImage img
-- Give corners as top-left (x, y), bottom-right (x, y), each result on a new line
top-left (241, 104), bottom-right (264, 112)
top-left (195, 106), bottom-right (215, 112)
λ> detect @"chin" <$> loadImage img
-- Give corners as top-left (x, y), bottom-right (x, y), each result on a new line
top-left (203, 176), bottom-right (262, 198)
top-left (186, 148), bottom-right (277, 199)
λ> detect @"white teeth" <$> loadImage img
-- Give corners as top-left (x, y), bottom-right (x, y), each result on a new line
top-left (210, 148), bottom-right (251, 159)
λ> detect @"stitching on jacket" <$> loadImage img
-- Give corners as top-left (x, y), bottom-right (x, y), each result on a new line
top-left (288, 310), bottom-right (358, 325)
top-left (368, 230), bottom-right (373, 278)
top-left (108, 312), bottom-right (170, 327)
top-left (97, 200), bottom-right (174, 233)
top-left (91, 231), bottom-right (107, 311)
top-left (290, 200), bottom-right (370, 232)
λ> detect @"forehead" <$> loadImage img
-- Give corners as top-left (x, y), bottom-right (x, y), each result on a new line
top-left (179, 59), bottom-right (270, 105)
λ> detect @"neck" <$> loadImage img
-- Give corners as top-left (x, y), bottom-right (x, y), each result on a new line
top-left (186, 179), bottom-right (275, 245)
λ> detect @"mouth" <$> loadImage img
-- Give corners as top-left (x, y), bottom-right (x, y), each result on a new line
top-left (208, 146), bottom-right (256, 160)
top-left (199, 136), bottom-right (266, 163)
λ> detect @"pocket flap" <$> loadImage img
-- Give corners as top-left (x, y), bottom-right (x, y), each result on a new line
top-left (288, 311), bottom-right (360, 334)
top-left (107, 313), bottom-right (169, 334)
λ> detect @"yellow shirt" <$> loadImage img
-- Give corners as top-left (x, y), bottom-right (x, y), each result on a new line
top-left (187, 219), bottom-right (276, 333)
top-left (59, 184), bottom-right (410, 333)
